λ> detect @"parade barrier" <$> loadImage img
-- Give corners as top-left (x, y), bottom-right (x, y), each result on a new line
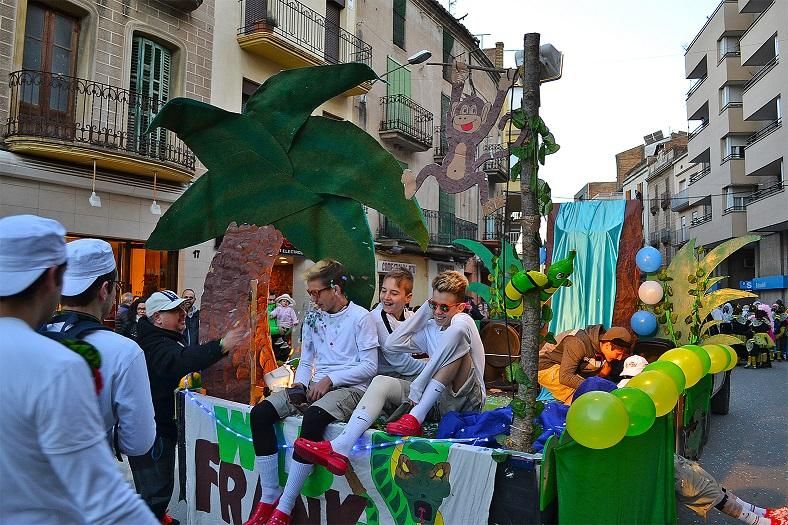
top-left (182, 392), bottom-right (500, 525)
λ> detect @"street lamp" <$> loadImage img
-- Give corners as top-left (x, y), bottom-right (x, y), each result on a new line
top-left (379, 49), bottom-right (432, 80)
top-left (515, 43), bottom-right (563, 83)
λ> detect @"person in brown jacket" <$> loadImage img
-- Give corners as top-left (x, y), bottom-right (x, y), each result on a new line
top-left (538, 325), bottom-right (632, 403)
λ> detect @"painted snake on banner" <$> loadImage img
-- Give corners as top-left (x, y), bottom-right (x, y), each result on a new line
top-left (370, 433), bottom-right (452, 525)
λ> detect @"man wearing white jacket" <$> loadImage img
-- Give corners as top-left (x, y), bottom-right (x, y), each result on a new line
top-left (294, 270), bottom-right (485, 476)
top-left (245, 260), bottom-right (378, 525)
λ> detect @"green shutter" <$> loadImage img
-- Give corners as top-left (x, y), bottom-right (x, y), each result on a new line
top-left (129, 36), bottom-right (171, 157)
top-left (393, 0), bottom-right (406, 49)
top-left (442, 29), bottom-right (454, 81)
top-left (438, 190), bottom-right (456, 244)
top-left (386, 56), bottom-right (411, 129)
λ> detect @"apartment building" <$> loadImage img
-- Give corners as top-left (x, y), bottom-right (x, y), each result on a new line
top-left (0, 0), bottom-right (213, 307)
top-left (684, 0), bottom-right (786, 302)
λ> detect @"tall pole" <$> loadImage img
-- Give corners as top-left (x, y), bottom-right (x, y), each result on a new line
top-left (513, 33), bottom-right (541, 452)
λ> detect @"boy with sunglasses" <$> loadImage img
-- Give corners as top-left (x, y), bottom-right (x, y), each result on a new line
top-left (245, 260), bottom-right (378, 525)
top-left (293, 270), bottom-right (485, 476)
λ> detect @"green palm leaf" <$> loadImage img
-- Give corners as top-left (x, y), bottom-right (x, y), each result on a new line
top-left (245, 63), bottom-right (378, 152)
top-left (274, 196), bottom-right (376, 305)
top-left (290, 117), bottom-right (428, 249)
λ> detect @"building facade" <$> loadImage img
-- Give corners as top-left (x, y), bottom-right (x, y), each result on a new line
top-left (684, 0), bottom-right (786, 302)
top-left (0, 0), bottom-right (214, 312)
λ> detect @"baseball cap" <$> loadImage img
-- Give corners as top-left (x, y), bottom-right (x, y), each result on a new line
top-left (62, 239), bottom-right (117, 296)
top-left (599, 326), bottom-right (633, 347)
top-left (146, 290), bottom-right (187, 317)
top-left (0, 215), bottom-right (66, 297)
top-left (620, 355), bottom-right (648, 378)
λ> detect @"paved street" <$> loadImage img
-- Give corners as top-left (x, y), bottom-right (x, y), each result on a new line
top-left (679, 364), bottom-right (788, 523)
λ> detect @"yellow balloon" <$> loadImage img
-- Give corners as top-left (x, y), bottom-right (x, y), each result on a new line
top-left (722, 345), bottom-right (739, 371)
top-left (626, 370), bottom-right (680, 417)
top-left (702, 344), bottom-right (730, 374)
top-left (566, 391), bottom-right (629, 449)
top-left (658, 348), bottom-right (704, 388)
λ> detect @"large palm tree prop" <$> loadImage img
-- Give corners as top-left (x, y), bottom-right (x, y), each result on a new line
top-left (146, 63), bottom-right (428, 306)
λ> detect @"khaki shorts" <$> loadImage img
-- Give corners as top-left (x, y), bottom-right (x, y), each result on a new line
top-left (383, 367), bottom-right (484, 422)
top-left (674, 454), bottom-right (726, 517)
top-left (538, 364), bottom-right (576, 404)
top-left (265, 383), bottom-right (364, 422)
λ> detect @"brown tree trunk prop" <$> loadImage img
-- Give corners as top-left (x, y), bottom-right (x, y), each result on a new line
top-left (200, 223), bottom-right (283, 403)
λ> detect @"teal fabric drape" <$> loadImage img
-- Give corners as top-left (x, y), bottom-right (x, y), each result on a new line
top-left (549, 200), bottom-right (627, 334)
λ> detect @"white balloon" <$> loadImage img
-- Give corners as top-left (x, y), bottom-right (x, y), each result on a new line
top-left (639, 280), bottom-right (664, 305)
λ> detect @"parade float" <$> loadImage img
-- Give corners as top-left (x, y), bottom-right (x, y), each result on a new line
top-left (142, 55), bottom-right (761, 523)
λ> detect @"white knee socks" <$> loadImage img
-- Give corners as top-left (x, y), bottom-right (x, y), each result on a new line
top-left (255, 453), bottom-right (281, 504)
top-left (332, 409), bottom-right (374, 456)
top-left (276, 460), bottom-right (313, 515)
top-left (409, 379), bottom-right (445, 423)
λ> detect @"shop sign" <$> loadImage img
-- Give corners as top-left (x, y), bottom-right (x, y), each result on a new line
top-left (377, 260), bottom-right (417, 276)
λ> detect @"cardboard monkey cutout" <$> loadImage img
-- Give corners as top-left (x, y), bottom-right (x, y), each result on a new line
top-left (402, 62), bottom-right (517, 215)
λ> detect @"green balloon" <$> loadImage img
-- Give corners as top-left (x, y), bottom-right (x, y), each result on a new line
top-left (721, 345), bottom-right (739, 371)
top-left (301, 465), bottom-right (333, 498)
top-left (683, 345), bottom-right (711, 376)
top-left (612, 387), bottom-right (657, 436)
top-left (627, 370), bottom-right (680, 417)
top-left (643, 360), bottom-right (686, 393)
top-left (659, 348), bottom-right (704, 388)
top-left (702, 344), bottom-right (731, 374)
top-left (566, 391), bottom-right (629, 449)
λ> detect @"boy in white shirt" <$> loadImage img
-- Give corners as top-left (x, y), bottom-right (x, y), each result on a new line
top-left (373, 268), bottom-right (424, 379)
top-left (245, 260), bottom-right (378, 525)
top-left (294, 271), bottom-right (485, 476)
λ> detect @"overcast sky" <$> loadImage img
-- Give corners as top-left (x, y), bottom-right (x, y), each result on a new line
top-left (443, 0), bottom-right (721, 201)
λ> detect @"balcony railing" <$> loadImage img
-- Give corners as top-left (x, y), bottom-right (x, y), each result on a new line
top-left (689, 165), bottom-right (711, 185)
top-left (5, 70), bottom-right (195, 173)
top-left (690, 213), bottom-right (712, 227)
top-left (433, 125), bottom-right (448, 160)
top-left (743, 55), bottom-right (778, 93)
top-left (650, 199), bottom-right (659, 215)
top-left (482, 143), bottom-right (506, 171)
top-left (686, 75), bottom-right (707, 99)
top-left (721, 147), bottom-right (745, 163)
top-left (378, 209), bottom-right (477, 245)
top-left (688, 120), bottom-right (708, 141)
top-left (648, 231), bottom-right (660, 247)
top-left (660, 229), bottom-right (671, 244)
top-left (745, 118), bottom-right (782, 147)
top-left (746, 182), bottom-right (784, 205)
top-left (717, 50), bottom-right (741, 64)
top-left (719, 101), bottom-right (742, 114)
top-left (238, 0), bottom-right (372, 67)
top-left (673, 227), bottom-right (689, 247)
top-left (648, 149), bottom-right (675, 178)
top-left (379, 94), bottom-right (433, 150)
top-left (660, 191), bottom-right (671, 210)
top-left (723, 203), bottom-right (746, 214)
top-left (671, 188), bottom-right (690, 211)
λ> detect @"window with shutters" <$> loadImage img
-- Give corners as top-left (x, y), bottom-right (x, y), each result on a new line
top-left (442, 29), bottom-right (454, 82)
top-left (393, 0), bottom-right (406, 50)
top-left (324, 2), bottom-right (341, 63)
top-left (128, 36), bottom-right (172, 159)
top-left (241, 78), bottom-right (260, 112)
top-left (20, 3), bottom-right (80, 139)
top-left (438, 189), bottom-right (456, 243)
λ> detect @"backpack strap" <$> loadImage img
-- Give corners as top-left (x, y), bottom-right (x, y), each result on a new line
top-left (380, 308), bottom-right (394, 334)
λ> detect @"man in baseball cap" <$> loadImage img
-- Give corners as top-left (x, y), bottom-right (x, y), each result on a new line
top-left (0, 215), bottom-right (157, 523)
top-left (45, 238), bottom-right (156, 459)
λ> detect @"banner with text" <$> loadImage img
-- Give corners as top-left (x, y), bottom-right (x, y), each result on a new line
top-left (185, 393), bottom-right (497, 525)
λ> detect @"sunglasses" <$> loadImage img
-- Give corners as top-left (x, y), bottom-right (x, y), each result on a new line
top-left (427, 300), bottom-right (464, 313)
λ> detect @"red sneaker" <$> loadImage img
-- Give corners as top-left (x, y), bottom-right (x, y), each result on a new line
top-left (160, 514), bottom-right (180, 525)
top-left (765, 506), bottom-right (788, 525)
top-left (243, 498), bottom-right (279, 525)
top-left (293, 438), bottom-right (349, 475)
top-left (265, 509), bottom-right (291, 525)
top-left (385, 414), bottom-right (423, 436)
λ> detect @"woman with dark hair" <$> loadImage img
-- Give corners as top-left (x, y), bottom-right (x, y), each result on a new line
top-left (120, 298), bottom-right (147, 341)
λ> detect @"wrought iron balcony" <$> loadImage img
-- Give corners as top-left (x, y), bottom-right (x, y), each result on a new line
top-left (378, 209), bottom-right (477, 245)
top-left (746, 182), bottom-right (784, 205)
top-left (721, 146), bottom-right (745, 163)
top-left (671, 188), bottom-right (690, 211)
top-left (649, 231), bottom-right (660, 247)
top-left (378, 95), bottom-right (433, 152)
top-left (482, 212), bottom-right (505, 241)
top-left (648, 149), bottom-right (675, 179)
top-left (5, 70), bottom-right (195, 181)
top-left (481, 143), bottom-right (508, 183)
top-left (660, 228), bottom-right (671, 244)
top-left (673, 227), bottom-right (689, 247)
top-left (660, 191), bottom-right (671, 210)
top-left (237, 0), bottom-right (372, 93)
top-left (690, 213), bottom-right (712, 227)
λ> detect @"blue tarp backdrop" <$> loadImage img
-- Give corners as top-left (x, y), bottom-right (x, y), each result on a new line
top-left (549, 200), bottom-right (627, 334)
